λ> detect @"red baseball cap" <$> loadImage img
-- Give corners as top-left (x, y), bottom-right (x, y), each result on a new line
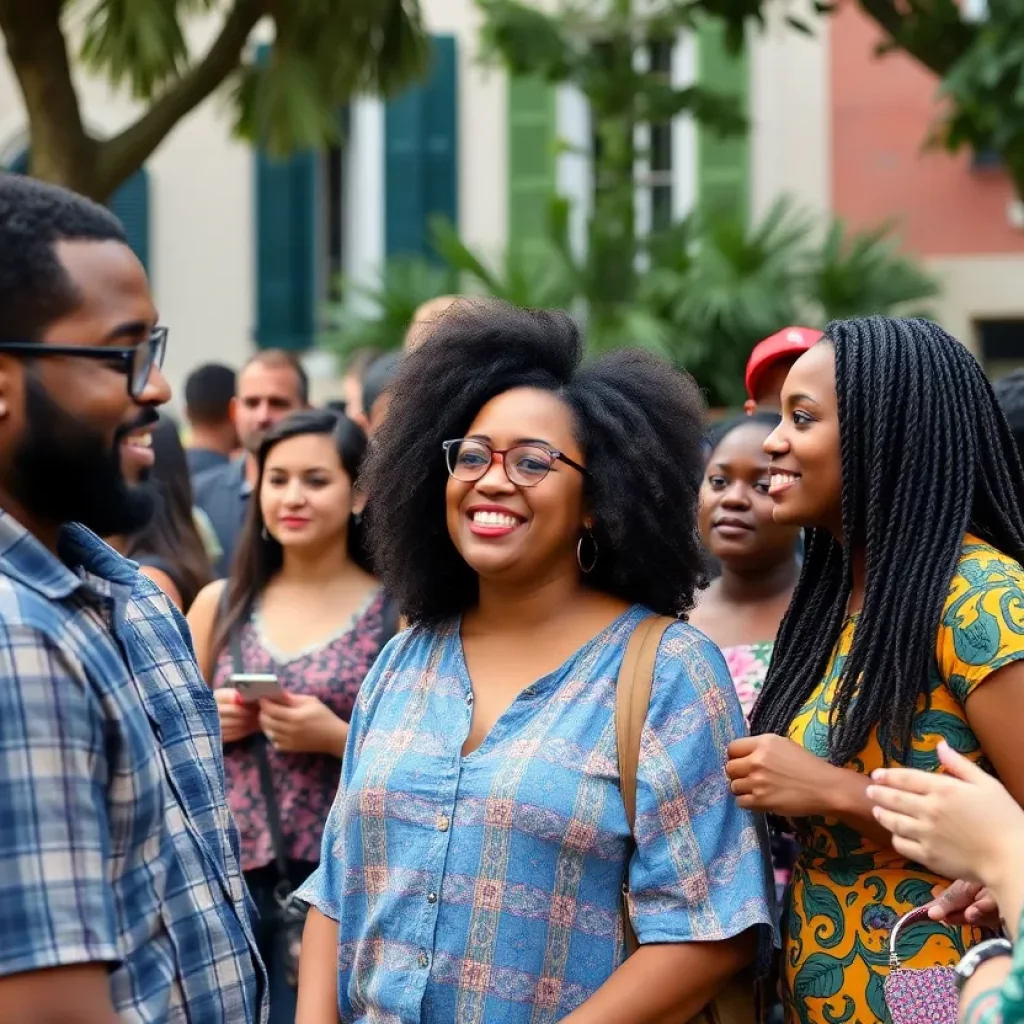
top-left (744, 326), bottom-right (824, 400)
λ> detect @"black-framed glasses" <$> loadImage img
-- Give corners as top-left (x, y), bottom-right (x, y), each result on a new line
top-left (0, 326), bottom-right (168, 399)
top-left (442, 438), bottom-right (586, 488)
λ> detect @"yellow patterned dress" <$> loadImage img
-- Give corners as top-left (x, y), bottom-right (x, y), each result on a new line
top-left (783, 536), bottom-right (1024, 1024)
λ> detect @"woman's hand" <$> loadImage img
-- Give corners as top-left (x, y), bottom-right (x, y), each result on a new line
top-left (725, 735), bottom-right (838, 818)
top-left (867, 740), bottom-right (1024, 892)
top-left (927, 879), bottom-right (1001, 930)
top-left (259, 694), bottom-right (348, 757)
top-left (214, 687), bottom-right (260, 744)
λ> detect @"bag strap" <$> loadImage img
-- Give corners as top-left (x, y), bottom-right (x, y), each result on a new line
top-left (219, 584), bottom-right (292, 892)
top-left (616, 614), bottom-right (677, 956)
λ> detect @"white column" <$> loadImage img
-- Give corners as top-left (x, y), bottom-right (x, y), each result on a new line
top-left (556, 85), bottom-right (593, 263)
top-left (672, 31), bottom-right (699, 221)
top-left (344, 96), bottom-right (385, 316)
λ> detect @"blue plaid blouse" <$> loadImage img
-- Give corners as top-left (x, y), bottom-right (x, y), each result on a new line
top-left (0, 513), bottom-right (265, 1022)
top-left (298, 604), bottom-right (777, 1023)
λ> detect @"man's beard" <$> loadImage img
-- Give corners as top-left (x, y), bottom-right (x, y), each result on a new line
top-left (6, 374), bottom-right (158, 537)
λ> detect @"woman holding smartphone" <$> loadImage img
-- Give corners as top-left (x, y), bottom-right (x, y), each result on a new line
top-left (188, 409), bottom-right (397, 1024)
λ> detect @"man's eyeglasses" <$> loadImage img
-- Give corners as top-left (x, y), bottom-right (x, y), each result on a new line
top-left (0, 326), bottom-right (168, 399)
top-left (442, 438), bottom-right (585, 488)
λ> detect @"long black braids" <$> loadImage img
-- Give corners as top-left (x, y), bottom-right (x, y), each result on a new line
top-left (749, 316), bottom-right (1024, 766)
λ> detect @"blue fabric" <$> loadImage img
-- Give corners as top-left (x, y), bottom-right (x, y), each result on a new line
top-left (298, 605), bottom-right (777, 1023)
top-left (0, 511), bottom-right (266, 1022)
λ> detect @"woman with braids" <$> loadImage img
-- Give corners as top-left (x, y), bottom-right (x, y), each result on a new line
top-left (295, 301), bottom-right (776, 1024)
top-left (725, 316), bottom-right (1024, 1024)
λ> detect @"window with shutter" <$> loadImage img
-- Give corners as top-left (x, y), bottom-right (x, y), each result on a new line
top-left (385, 34), bottom-right (459, 260)
top-left (6, 151), bottom-right (151, 271)
top-left (696, 21), bottom-right (750, 224)
top-left (507, 75), bottom-right (557, 258)
top-left (252, 43), bottom-right (318, 351)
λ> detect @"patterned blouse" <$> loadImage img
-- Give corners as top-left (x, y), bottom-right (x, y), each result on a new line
top-left (783, 536), bottom-right (1024, 1024)
top-left (213, 588), bottom-right (387, 872)
top-left (297, 604), bottom-right (777, 1024)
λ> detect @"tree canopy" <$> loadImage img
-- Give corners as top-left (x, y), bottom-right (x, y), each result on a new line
top-left (0, 0), bottom-right (428, 201)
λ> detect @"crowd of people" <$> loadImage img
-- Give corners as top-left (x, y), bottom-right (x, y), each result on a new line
top-left (3, 173), bottom-right (1024, 1024)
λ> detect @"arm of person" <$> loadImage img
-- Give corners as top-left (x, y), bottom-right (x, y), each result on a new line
top-left (186, 579), bottom-right (228, 683)
top-left (295, 910), bottom-right (340, 1024)
top-left (566, 626), bottom-right (776, 1023)
top-left (960, 957), bottom-right (1012, 1024)
top-left (139, 565), bottom-right (184, 611)
top-left (726, 733), bottom-right (894, 847)
top-left (0, 628), bottom-right (120, 1022)
top-left (0, 964), bottom-right (120, 1024)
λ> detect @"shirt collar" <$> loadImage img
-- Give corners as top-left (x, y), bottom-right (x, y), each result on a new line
top-left (0, 510), bottom-right (136, 601)
top-left (233, 455), bottom-right (253, 498)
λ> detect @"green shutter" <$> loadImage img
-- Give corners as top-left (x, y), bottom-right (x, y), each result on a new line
top-left (507, 75), bottom-right (557, 256)
top-left (696, 21), bottom-right (749, 224)
top-left (253, 44), bottom-right (318, 350)
top-left (7, 150), bottom-right (150, 270)
top-left (109, 171), bottom-right (150, 271)
top-left (385, 34), bottom-right (459, 260)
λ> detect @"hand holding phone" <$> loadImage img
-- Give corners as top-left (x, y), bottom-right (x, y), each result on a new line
top-left (230, 672), bottom-right (287, 704)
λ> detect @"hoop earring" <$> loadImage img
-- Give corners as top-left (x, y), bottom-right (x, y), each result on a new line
top-left (576, 531), bottom-right (598, 574)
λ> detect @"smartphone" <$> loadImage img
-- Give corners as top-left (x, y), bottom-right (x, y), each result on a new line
top-left (230, 673), bottom-right (285, 703)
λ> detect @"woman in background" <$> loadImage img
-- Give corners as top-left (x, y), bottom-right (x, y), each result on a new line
top-left (113, 413), bottom-right (211, 610)
top-left (188, 409), bottom-right (395, 1024)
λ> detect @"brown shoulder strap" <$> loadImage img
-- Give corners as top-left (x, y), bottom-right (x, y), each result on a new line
top-left (616, 614), bottom-right (676, 955)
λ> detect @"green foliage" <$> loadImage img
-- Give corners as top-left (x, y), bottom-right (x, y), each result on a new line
top-left (73, 0), bottom-right (430, 156)
top-left (934, 0), bottom-right (1024, 188)
top-left (319, 258), bottom-right (457, 356)
top-left (321, 199), bottom-right (940, 408)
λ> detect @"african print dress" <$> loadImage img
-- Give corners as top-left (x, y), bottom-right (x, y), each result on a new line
top-left (783, 536), bottom-right (1024, 1024)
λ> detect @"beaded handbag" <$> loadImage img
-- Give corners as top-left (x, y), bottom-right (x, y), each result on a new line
top-left (883, 906), bottom-right (959, 1024)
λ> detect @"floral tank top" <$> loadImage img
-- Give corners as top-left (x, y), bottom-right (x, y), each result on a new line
top-left (214, 588), bottom-right (388, 872)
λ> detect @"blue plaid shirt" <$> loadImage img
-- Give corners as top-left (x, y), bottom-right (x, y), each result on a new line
top-left (0, 512), bottom-right (266, 1022)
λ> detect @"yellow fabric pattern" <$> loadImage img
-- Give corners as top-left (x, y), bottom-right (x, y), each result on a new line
top-left (782, 536), bottom-right (1024, 1024)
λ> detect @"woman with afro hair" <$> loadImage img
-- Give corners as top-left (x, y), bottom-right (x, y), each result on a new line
top-left (295, 300), bottom-right (776, 1023)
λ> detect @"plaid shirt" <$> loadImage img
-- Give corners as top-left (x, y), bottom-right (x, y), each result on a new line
top-left (0, 512), bottom-right (266, 1023)
top-left (298, 605), bottom-right (777, 1023)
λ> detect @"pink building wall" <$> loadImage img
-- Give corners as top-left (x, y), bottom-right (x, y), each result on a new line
top-left (830, 2), bottom-right (1021, 256)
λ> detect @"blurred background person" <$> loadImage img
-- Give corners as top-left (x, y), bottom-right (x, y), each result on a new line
top-left (107, 413), bottom-right (211, 611)
top-left (743, 327), bottom-right (822, 414)
top-left (336, 348), bottom-right (382, 424)
top-left (184, 362), bottom-right (238, 479)
top-left (359, 351), bottom-right (401, 434)
top-left (194, 350), bottom-right (309, 577)
top-left (402, 294), bottom-right (463, 350)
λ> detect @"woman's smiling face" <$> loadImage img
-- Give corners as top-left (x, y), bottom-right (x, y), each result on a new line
top-left (764, 342), bottom-right (844, 536)
top-left (445, 387), bottom-right (588, 587)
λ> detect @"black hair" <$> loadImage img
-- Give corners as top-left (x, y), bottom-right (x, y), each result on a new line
top-left (242, 349), bottom-right (310, 406)
top-left (993, 369), bottom-right (1024, 469)
top-left (0, 174), bottom-right (128, 342)
top-left (212, 409), bottom-right (369, 661)
top-left (360, 299), bottom-right (708, 624)
top-left (750, 317), bottom-right (1024, 765)
top-left (706, 411), bottom-right (782, 454)
top-left (362, 352), bottom-right (402, 416)
top-left (125, 415), bottom-right (211, 611)
top-left (184, 363), bottom-right (236, 426)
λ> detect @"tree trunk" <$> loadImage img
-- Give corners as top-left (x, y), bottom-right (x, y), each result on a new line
top-left (0, 0), bottom-right (265, 202)
top-left (0, 0), bottom-right (98, 195)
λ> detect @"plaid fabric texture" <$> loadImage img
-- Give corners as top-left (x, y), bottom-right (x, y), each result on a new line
top-left (298, 605), bottom-right (777, 1024)
top-left (0, 512), bottom-right (266, 1023)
